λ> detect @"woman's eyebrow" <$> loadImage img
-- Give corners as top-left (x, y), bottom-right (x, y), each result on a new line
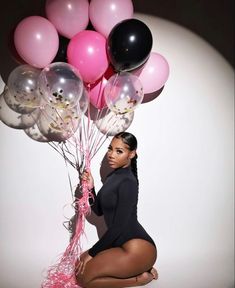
top-left (114, 147), bottom-right (125, 150)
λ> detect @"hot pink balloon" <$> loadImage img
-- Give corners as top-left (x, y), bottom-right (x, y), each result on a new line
top-left (14, 16), bottom-right (59, 68)
top-left (46, 0), bottom-right (89, 39)
top-left (88, 66), bottom-right (114, 109)
top-left (89, 0), bottom-right (134, 37)
top-left (134, 52), bottom-right (170, 94)
top-left (67, 30), bottom-right (109, 84)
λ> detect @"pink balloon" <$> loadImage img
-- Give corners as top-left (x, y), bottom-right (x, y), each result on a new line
top-left (89, 0), bottom-right (134, 37)
top-left (88, 66), bottom-right (114, 109)
top-left (14, 16), bottom-right (59, 68)
top-left (134, 52), bottom-right (170, 94)
top-left (46, 0), bottom-right (89, 39)
top-left (67, 30), bottom-right (109, 84)
top-left (89, 78), bottom-right (108, 109)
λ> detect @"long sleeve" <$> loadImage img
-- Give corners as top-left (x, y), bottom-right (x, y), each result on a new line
top-left (88, 179), bottom-right (137, 257)
top-left (89, 187), bottom-right (103, 216)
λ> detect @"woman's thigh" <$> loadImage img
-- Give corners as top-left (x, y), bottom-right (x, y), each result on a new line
top-left (78, 239), bottom-right (157, 285)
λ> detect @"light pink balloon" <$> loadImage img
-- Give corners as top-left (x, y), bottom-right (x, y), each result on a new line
top-left (46, 0), bottom-right (89, 39)
top-left (67, 30), bottom-right (109, 84)
top-left (14, 16), bottom-right (59, 68)
top-left (89, 0), bottom-right (134, 37)
top-left (88, 66), bottom-right (114, 109)
top-left (135, 52), bottom-right (170, 94)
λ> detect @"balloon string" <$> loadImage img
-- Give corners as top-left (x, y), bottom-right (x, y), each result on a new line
top-left (41, 154), bottom-right (92, 288)
top-left (42, 76), bottom-right (123, 287)
top-left (61, 144), bottom-right (76, 201)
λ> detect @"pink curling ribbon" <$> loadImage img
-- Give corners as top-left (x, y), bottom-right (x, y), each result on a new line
top-left (42, 155), bottom-right (92, 288)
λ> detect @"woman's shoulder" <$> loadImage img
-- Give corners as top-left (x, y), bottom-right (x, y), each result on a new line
top-left (118, 171), bottom-right (138, 187)
top-left (105, 166), bottom-right (137, 187)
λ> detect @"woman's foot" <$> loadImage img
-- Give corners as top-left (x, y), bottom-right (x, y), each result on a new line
top-left (149, 267), bottom-right (158, 280)
top-left (136, 272), bottom-right (154, 285)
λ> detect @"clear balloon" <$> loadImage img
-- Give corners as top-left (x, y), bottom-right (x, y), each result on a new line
top-left (3, 86), bottom-right (36, 114)
top-left (14, 16), bottom-right (59, 68)
top-left (37, 104), bottom-right (82, 142)
top-left (78, 88), bottom-right (89, 114)
top-left (89, 0), bottom-right (134, 38)
top-left (67, 30), bottom-right (109, 84)
top-left (104, 72), bottom-right (144, 114)
top-left (134, 52), bottom-right (170, 94)
top-left (24, 123), bottom-right (49, 142)
top-left (0, 91), bottom-right (39, 129)
top-left (95, 108), bottom-right (134, 136)
top-left (46, 0), bottom-right (89, 39)
top-left (38, 62), bottom-right (83, 109)
top-left (7, 65), bottom-right (41, 109)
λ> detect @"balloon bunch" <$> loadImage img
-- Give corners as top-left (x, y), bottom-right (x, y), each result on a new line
top-left (0, 1), bottom-right (170, 287)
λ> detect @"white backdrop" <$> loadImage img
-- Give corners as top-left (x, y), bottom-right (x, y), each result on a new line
top-left (0, 14), bottom-right (234, 288)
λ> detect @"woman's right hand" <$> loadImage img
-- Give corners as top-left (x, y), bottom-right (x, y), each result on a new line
top-left (82, 170), bottom-right (94, 190)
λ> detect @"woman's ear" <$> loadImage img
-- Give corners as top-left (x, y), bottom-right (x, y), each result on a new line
top-left (129, 151), bottom-right (136, 159)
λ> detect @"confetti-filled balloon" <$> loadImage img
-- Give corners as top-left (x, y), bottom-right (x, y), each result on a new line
top-left (37, 104), bottom-right (82, 142)
top-left (0, 91), bottom-right (39, 129)
top-left (95, 108), bottom-right (134, 136)
top-left (3, 86), bottom-right (36, 114)
top-left (24, 123), bottom-right (49, 142)
top-left (104, 72), bottom-right (144, 114)
top-left (7, 65), bottom-right (41, 109)
top-left (38, 62), bottom-right (83, 109)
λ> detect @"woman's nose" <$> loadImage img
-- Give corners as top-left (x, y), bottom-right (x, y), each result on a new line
top-left (108, 152), bottom-right (114, 158)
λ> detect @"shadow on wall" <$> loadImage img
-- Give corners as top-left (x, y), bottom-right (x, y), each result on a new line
top-left (142, 86), bottom-right (164, 104)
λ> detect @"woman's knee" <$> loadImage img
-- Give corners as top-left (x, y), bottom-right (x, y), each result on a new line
top-left (75, 255), bottom-right (105, 287)
top-left (75, 247), bottom-right (128, 285)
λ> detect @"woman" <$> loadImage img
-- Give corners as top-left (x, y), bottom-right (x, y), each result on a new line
top-left (76, 132), bottom-right (158, 288)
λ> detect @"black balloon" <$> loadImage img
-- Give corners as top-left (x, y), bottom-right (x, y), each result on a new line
top-left (107, 19), bottom-right (153, 72)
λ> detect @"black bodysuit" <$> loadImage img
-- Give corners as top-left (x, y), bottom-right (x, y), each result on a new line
top-left (88, 166), bottom-right (155, 257)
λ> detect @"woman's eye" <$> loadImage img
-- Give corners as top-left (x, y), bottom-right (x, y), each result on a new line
top-left (117, 150), bottom-right (123, 154)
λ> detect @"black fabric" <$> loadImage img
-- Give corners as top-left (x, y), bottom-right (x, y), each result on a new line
top-left (88, 166), bottom-right (155, 257)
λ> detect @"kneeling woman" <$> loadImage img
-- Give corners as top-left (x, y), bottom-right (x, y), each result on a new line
top-left (76, 132), bottom-right (158, 288)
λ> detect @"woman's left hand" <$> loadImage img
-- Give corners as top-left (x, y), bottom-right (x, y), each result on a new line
top-left (76, 250), bottom-right (93, 275)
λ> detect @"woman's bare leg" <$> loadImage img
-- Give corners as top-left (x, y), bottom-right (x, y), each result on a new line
top-left (85, 269), bottom-right (159, 288)
top-left (76, 239), bottom-right (157, 288)
top-left (84, 272), bottom-right (154, 288)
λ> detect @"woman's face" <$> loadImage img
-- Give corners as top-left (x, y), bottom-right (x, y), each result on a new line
top-left (107, 137), bottom-right (136, 169)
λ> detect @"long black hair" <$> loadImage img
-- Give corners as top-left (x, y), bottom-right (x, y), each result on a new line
top-left (114, 132), bottom-right (139, 185)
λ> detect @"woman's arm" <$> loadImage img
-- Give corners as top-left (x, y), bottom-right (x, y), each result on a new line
top-left (82, 170), bottom-right (103, 216)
